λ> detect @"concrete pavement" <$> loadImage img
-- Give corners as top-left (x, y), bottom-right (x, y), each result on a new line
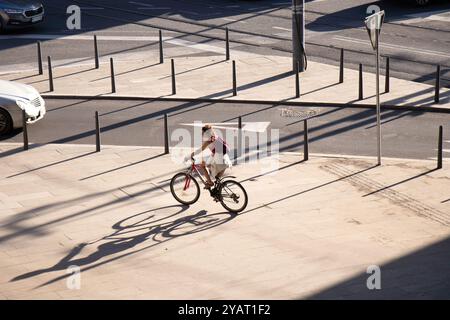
top-left (0, 143), bottom-right (449, 299)
top-left (1, 49), bottom-right (449, 109)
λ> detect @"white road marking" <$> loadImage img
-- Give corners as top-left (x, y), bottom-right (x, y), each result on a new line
top-left (180, 122), bottom-right (271, 133)
top-left (129, 1), bottom-right (151, 7)
top-left (0, 34), bottom-right (225, 54)
top-left (394, 9), bottom-right (450, 24)
top-left (221, 17), bottom-right (246, 24)
top-left (273, 26), bottom-right (290, 31)
top-left (334, 35), bottom-right (450, 59)
top-left (79, 7), bottom-right (104, 10)
top-left (137, 7), bottom-right (170, 10)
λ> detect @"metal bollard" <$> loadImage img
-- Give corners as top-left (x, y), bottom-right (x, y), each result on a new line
top-left (225, 27), bottom-right (230, 61)
top-left (37, 41), bottom-right (43, 75)
top-left (22, 110), bottom-right (28, 151)
top-left (164, 113), bottom-right (169, 154)
top-left (237, 116), bottom-right (242, 162)
top-left (435, 65), bottom-right (440, 104)
top-left (47, 56), bottom-right (54, 92)
top-left (303, 119), bottom-right (309, 161)
top-left (95, 111), bottom-right (101, 152)
top-left (358, 63), bottom-right (363, 100)
top-left (171, 59), bottom-right (176, 95)
top-left (437, 125), bottom-right (443, 169)
top-left (110, 58), bottom-right (116, 93)
top-left (385, 56), bottom-right (390, 93)
top-left (159, 29), bottom-right (164, 64)
top-left (339, 48), bottom-right (344, 83)
top-left (94, 35), bottom-right (99, 69)
top-left (295, 61), bottom-right (300, 98)
top-left (232, 60), bottom-right (237, 96)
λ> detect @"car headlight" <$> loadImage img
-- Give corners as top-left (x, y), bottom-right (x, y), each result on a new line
top-left (4, 8), bottom-right (23, 14)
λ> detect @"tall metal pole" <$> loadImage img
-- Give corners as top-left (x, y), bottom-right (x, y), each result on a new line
top-left (375, 30), bottom-right (381, 166)
top-left (292, 0), bottom-right (305, 72)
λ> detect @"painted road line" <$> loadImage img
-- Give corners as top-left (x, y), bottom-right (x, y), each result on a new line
top-left (395, 9), bottom-right (450, 24)
top-left (0, 34), bottom-right (226, 54)
top-left (129, 1), bottom-right (170, 10)
top-left (128, 1), bottom-right (151, 7)
top-left (273, 26), bottom-right (290, 31)
top-left (180, 122), bottom-right (271, 133)
top-left (334, 35), bottom-right (450, 59)
top-left (138, 7), bottom-right (170, 10)
top-left (222, 17), bottom-right (247, 24)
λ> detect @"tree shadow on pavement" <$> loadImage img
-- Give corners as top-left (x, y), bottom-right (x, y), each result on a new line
top-left (11, 205), bottom-right (237, 288)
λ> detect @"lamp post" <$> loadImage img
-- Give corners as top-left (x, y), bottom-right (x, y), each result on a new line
top-left (365, 10), bottom-right (385, 166)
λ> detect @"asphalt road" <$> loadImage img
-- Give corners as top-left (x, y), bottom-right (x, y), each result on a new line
top-left (2, 99), bottom-right (449, 161)
top-left (0, 0), bottom-right (449, 87)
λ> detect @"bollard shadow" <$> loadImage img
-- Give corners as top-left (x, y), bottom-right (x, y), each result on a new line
top-left (11, 205), bottom-right (237, 288)
top-left (6, 151), bottom-right (97, 179)
top-left (79, 152), bottom-right (166, 181)
top-left (90, 62), bottom-right (161, 82)
top-left (25, 67), bottom-right (96, 85)
top-left (363, 168), bottom-right (439, 197)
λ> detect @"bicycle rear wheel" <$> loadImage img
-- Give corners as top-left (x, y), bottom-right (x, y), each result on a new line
top-left (170, 173), bottom-right (200, 205)
top-left (218, 180), bottom-right (248, 213)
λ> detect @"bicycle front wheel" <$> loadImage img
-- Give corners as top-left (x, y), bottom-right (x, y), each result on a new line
top-left (170, 173), bottom-right (200, 205)
top-left (218, 180), bottom-right (248, 213)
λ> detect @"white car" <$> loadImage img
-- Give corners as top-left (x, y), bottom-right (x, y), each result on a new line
top-left (0, 80), bottom-right (46, 135)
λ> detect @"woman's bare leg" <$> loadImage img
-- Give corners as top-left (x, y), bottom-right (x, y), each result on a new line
top-left (200, 162), bottom-right (213, 186)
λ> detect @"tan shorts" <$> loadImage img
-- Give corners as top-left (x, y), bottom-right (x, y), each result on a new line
top-left (206, 153), bottom-right (232, 178)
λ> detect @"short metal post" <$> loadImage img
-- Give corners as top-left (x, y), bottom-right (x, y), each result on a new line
top-left (47, 56), bottom-right (54, 92)
top-left (22, 110), bottom-right (28, 151)
top-left (171, 59), bottom-right (176, 95)
top-left (303, 119), bottom-right (309, 161)
top-left (358, 63), bottom-right (363, 100)
top-left (435, 65), bottom-right (440, 104)
top-left (385, 56), bottom-right (390, 93)
top-left (339, 48), bottom-right (344, 83)
top-left (437, 125), bottom-right (443, 169)
top-left (159, 29), bottom-right (164, 64)
top-left (110, 58), bottom-right (116, 93)
top-left (164, 113), bottom-right (169, 154)
top-left (232, 60), bottom-right (237, 96)
top-left (95, 111), bottom-right (101, 152)
top-left (94, 35), bottom-right (99, 69)
top-left (238, 116), bottom-right (242, 162)
top-left (37, 41), bottom-right (43, 75)
top-left (225, 27), bottom-right (230, 60)
top-left (295, 61), bottom-right (300, 98)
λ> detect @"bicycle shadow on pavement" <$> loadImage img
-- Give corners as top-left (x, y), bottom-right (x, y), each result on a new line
top-left (11, 204), bottom-right (237, 288)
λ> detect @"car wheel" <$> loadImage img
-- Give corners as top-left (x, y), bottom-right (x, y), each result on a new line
top-left (0, 108), bottom-right (13, 136)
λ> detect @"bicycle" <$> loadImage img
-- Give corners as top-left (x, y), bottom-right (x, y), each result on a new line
top-left (170, 158), bottom-right (248, 213)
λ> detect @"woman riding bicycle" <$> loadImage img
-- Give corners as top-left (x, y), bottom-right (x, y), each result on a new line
top-left (189, 124), bottom-right (232, 188)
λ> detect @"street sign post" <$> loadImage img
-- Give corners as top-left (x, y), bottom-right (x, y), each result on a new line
top-left (365, 10), bottom-right (385, 166)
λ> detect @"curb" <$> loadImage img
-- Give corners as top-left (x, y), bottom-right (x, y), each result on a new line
top-left (41, 94), bottom-right (450, 114)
